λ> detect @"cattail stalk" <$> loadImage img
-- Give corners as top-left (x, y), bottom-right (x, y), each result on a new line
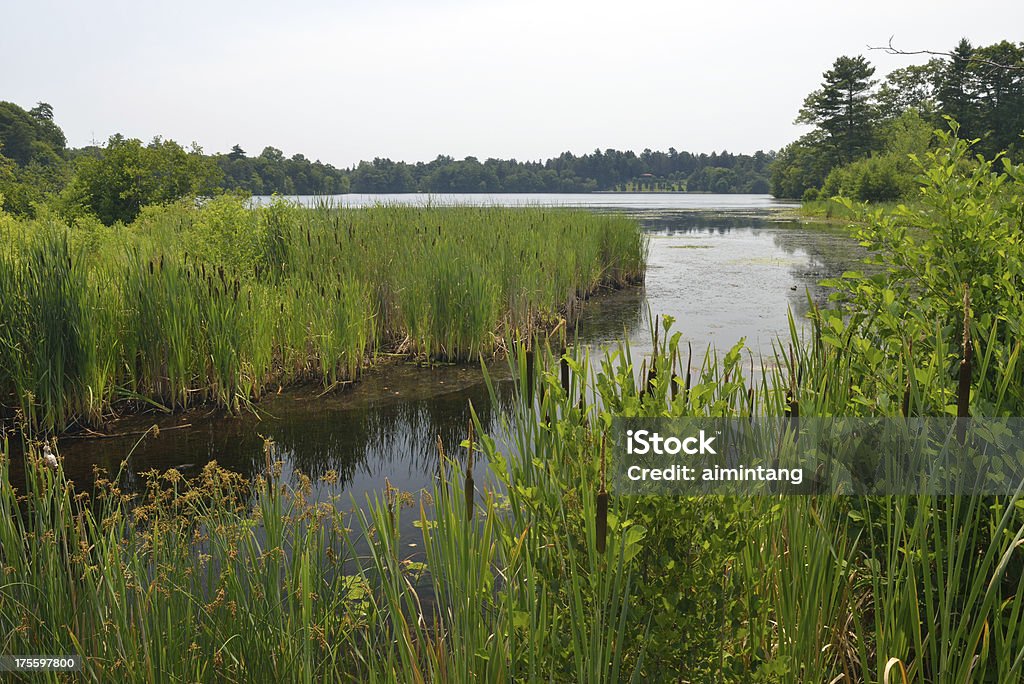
top-left (684, 342), bottom-right (693, 402)
top-left (560, 345), bottom-right (570, 395)
top-left (596, 433), bottom-right (608, 554)
top-left (465, 419), bottom-right (475, 521)
top-left (525, 345), bottom-right (536, 402)
top-left (669, 346), bottom-right (679, 401)
top-left (957, 286), bottom-right (972, 444)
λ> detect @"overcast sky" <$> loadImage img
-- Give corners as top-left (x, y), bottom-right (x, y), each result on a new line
top-left (4, 1), bottom-right (1022, 167)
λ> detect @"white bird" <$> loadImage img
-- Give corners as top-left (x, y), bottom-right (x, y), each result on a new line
top-left (42, 444), bottom-right (58, 469)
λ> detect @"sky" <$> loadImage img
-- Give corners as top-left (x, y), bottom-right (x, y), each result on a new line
top-left (3, 0), bottom-right (1022, 168)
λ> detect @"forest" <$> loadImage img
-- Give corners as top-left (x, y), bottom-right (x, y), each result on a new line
top-left (772, 38), bottom-right (1024, 200)
top-left (0, 101), bottom-right (772, 225)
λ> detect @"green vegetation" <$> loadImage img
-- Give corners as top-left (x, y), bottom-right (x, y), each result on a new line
top-left (0, 202), bottom-right (645, 433)
top-left (345, 149), bottom-right (773, 195)
top-left (772, 38), bottom-right (1024, 201)
top-left (217, 145), bottom-right (351, 196)
top-left (2, 122), bottom-right (1023, 683)
top-left (0, 100), bottom-right (774, 223)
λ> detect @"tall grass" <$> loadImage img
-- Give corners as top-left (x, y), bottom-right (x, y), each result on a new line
top-left (0, 200), bottom-right (646, 432)
top-left (2, 311), bottom-right (1023, 681)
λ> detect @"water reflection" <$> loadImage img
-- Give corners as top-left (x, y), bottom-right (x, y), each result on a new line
top-left (602, 211), bottom-right (865, 361)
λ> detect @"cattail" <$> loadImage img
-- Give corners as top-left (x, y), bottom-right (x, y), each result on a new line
top-left (787, 393), bottom-right (799, 419)
top-left (669, 346), bottom-right (679, 401)
top-left (525, 345), bottom-right (535, 401)
top-left (638, 359), bottom-right (647, 399)
top-left (684, 342), bottom-right (693, 401)
top-left (646, 356), bottom-right (658, 397)
top-left (560, 345), bottom-right (570, 395)
top-left (436, 434), bottom-right (447, 482)
top-left (902, 342), bottom-right (912, 418)
top-left (596, 433), bottom-right (608, 554)
top-left (465, 419), bottom-right (474, 522)
top-left (957, 286), bottom-right (972, 443)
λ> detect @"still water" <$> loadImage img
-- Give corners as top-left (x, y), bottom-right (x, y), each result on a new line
top-left (32, 197), bottom-right (866, 519)
top-left (253, 192), bottom-right (788, 211)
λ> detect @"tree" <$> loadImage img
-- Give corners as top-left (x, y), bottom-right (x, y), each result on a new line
top-left (769, 131), bottom-right (836, 198)
top-left (70, 135), bottom-right (221, 224)
top-left (259, 146), bottom-right (285, 163)
top-left (0, 101), bottom-right (67, 166)
top-left (797, 55), bottom-right (878, 163)
top-left (935, 39), bottom-right (979, 139)
top-left (228, 144), bottom-right (246, 160)
top-left (876, 60), bottom-right (942, 120)
top-left (972, 40), bottom-right (1024, 156)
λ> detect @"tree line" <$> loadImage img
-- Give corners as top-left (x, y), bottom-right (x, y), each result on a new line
top-left (772, 38), bottom-right (1024, 201)
top-left (344, 148), bottom-right (772, 194)
top-left (0, 101), bottom-right (773, 225)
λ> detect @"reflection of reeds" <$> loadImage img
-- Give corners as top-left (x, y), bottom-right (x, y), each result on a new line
top-left (0, 201), bottom-right (645, 432)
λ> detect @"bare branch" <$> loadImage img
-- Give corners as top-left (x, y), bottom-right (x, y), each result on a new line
top-left (868, 37), bottom-right (1024, 72)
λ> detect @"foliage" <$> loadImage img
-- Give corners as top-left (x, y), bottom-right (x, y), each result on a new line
top-left (217, 146), bottom-right (351, 195)
top-left (0, 202), bottom-right (645, 432)
top-left (772, 38), bottom-right (1024, 199)
top-left (0, 102), bottom-right (70, 216)
top-left (346, 148), bottom-right (774, 195)
top-left (65, 135), bottom-right (222, 225)
top-left (770, 131), bottom-right (837, 200)
top-left (0, 101), bottom-right (65, 167)
top-left (797, 55), bottom-right (878, 164)
top-left (875, 60), bottom-right (943, 121)
top-left (1, 99), bottom-right (777, 219)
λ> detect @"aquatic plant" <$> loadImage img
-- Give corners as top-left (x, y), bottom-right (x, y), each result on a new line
top-left (0, 202), bottom-right (646, 433)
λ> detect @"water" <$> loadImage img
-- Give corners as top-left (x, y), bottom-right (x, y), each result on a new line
top-left (252, 192), bottom-right (793, 210)
top-left (16, 196), bottom-right (866, 524)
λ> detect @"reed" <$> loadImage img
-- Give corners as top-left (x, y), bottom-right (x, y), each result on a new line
top-left (3, 303), bottom-right (1023, 680)
top-left (0, 200), bottom-right (646, 433)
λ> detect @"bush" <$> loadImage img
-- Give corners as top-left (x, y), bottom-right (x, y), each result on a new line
top-left (822, 153), bottom-right (913, 202)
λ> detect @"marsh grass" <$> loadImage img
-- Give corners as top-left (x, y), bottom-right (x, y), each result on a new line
top-left (0, 201), bottom-right (645, 432)
top-left (2, 308), bottom-right (1023, 681)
